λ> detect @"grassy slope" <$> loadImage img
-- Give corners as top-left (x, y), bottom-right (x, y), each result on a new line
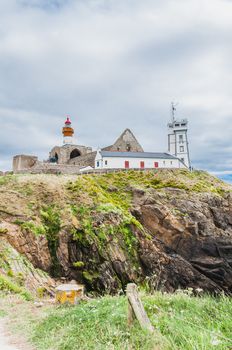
top-left (0, 292), bottom-right (232, 350)
top-left (1, 170), bottom-right (230, 231)
top-left (32, 293), bottom-right (232, 350)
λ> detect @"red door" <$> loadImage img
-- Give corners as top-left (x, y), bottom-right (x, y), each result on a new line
top-left (140, 161), bottom-right (144, 169)
top-left (125, 161), bottom-right (130, 169)
top-left (154, 162), bottom-right (159, 168)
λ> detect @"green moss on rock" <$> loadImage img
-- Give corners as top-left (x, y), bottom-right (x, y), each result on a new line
top-left (40, 205), bottom-right (61, 277)
top-left (0, 274), bottom-right (32, 300)
top-left (73, 261), bottom-right (85, 268)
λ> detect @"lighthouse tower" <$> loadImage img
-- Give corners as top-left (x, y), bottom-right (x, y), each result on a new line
top-left (62, 117), bottom-right (74, 145)
top-left (167, 104), bottom-right (191, 169)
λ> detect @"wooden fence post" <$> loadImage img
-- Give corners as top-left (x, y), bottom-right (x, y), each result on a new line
top-left (126, 283), bottom-right (154, 333)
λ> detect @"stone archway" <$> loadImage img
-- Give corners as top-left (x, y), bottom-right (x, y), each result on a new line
top-left (50, 152), bottom-right (59, 163)
top-left (70, 149), bottom-right (81, 159)
top-left (54, 153), bottom-right (59, 162)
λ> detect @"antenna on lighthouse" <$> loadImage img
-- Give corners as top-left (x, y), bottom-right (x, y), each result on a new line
top-left (171, 102), bottom-right (178, 122)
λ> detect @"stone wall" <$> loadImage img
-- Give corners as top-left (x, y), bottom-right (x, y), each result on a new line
top-left (13, 155), bottom-right (38, 172)
top-left (14, 161), bottom-right (80, 175)
top-left (68, 151), bottom-right (97, 168)
top-left (13, 152), bottom-right (97, 175)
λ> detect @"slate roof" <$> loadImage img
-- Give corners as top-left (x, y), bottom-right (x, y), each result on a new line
top-left (100, 151), bottom-right (177, 159)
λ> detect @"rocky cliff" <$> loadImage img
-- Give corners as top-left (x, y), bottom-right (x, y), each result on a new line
top-left (0, 170), bottom-right (232, 295)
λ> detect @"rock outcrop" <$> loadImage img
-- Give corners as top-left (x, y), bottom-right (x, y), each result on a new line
top-left (133, 187), bottom-right (232, 293)
top-left (0, 237), bottom-right (55, 296)
top-left (0, 170), bottom-right (232, 295)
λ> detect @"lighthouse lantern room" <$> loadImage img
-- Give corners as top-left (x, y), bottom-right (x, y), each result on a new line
top-left (62, 117), bottom-right (74, 145)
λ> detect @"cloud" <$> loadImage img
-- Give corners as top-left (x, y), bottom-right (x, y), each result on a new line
top-left (0, 0), bottom-right (232, 172)
top-left (20, 0), bottom-right (70, 9)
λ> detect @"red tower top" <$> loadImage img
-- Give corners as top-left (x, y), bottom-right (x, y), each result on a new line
top-left (65, 117), bottom-right (71, 125)
top-left (63, 116), bottom-right (74, 143)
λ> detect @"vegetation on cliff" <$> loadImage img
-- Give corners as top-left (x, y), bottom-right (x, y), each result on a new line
top-left (0, 169), bottom-right (231, 294)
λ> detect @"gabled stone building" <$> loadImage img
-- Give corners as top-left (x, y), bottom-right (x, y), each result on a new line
top-left (102, 129), bottom-right (143, 153)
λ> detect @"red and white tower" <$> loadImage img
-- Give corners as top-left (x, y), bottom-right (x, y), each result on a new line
top-left (62, 117), bottom-right (74, 145)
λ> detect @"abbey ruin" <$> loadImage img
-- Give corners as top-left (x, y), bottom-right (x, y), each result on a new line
top-left (13, 116), bottom-right (190, 174)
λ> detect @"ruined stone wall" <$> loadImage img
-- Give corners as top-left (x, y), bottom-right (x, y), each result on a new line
top-left (49, 145), bottom-right (92, 164)
top-left (14, 162), bottom-right (80, 175)
top-left (13, 152), bottom-right (97, 174)
top-left (13, 155), bottom-right (38, 172)
top-left (68, 151), bottom-right (97, 168)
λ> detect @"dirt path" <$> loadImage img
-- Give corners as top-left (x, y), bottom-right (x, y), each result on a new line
top-left (0, 319), bottom-right (34, 350)
top-left (0, 320), bottom-right (20, 350)
top-left (0, 296), bottom-right (53, 350)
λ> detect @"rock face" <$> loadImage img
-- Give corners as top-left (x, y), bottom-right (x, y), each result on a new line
top-left (133, 188), bottom-right (232, 293)
top-left (0, 222), bottom-right (51, 271)
top-left (0, 237), bottom-right (55, 296)
top-left (0, 170), bottom-right (232, 295)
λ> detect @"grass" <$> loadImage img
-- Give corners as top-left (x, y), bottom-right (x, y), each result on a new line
top-left (145, 291), bottom-right (232, 349)
top-left (31, 297), bottom-right (161, 350)
top-left (0, 291), bottom-right (227, 350)
top-left (0, 309), bottom-right (7, 317)
top-left (0, 174), bottom-right (15, 186)
top-left (21, 292), bottom-right (232, 350)
top-left (0, 289), bottom-right (231, 350)
top-left (67, 169), bottom-right (230, 195)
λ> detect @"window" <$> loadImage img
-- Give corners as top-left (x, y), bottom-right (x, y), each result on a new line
top-left (140, 161), bottom-right (144, 169)
top-left (175, 123), bottom-right (180, 127)
top-left (179, 135), bottom-right (184, 143)
top-left (97, 161), bottom-right (99, 167)
top-left (126, 143), bottom-right (131, 151)
top-left (105, 160), bottom-right (108, 166)
top-left (125, 161), bottom-right (130, 169)
top-left (154, 162), bottom-right (159, 168)
top-left (181, 158), bottom-right (185, 163)
top-left (170, 161), bottom-right (173, 165)
top-left (180, 146), bottom-right (184, 152)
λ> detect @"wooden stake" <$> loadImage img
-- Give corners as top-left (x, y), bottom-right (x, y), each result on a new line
top-left (126, 283), bottom-right (154, 333)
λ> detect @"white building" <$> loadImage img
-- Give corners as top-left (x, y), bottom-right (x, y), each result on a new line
top-left (95, 151), bottom-right (188, 170)
top-left (168, 116), bottom-right (190, 168)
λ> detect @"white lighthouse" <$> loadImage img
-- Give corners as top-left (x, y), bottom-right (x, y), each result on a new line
top-left (167, 104), bottom-right (191, 169)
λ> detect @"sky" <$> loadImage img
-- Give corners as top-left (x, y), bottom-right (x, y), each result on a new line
top-left (0, 0), bottom-right (232, 179)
